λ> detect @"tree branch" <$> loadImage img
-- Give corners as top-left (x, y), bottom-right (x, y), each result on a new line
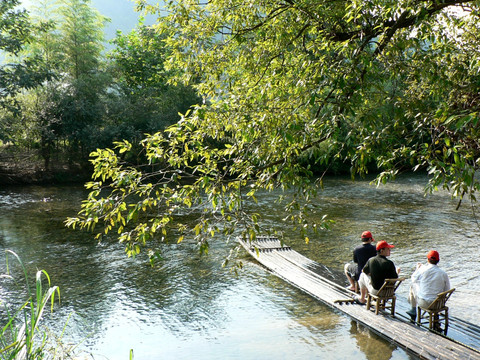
top-left (331, 0), bottom-right (474, 43)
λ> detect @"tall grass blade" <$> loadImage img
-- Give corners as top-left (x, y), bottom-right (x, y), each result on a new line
top-left (0, 250), bottom-right (60, 359)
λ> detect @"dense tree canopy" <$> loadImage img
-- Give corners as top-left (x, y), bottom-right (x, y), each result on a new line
top-left (0, 0), bottom-right (52, 135)
top-left (1, 0), bottom-right (200, 175)
top-left (108, 25), bottom-right (201, 144)
top-left (67, 0), bottom-right (480, 260)
top-left (11, 0), bottom-right (110, 168)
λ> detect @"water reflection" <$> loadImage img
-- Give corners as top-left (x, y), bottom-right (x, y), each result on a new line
top-left (0, 175), bottom-right (478, 359)
top-left (349, 321), bottom-right (397, 360)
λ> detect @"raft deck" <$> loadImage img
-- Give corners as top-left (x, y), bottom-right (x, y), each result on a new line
top-left (239, 236), bottom-right (480, 360)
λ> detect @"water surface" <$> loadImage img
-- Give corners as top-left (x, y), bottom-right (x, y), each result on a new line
top-left (0, 174), bottom-right (478, 359)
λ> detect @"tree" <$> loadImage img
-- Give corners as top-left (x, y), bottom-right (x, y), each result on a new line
top-left (106, 25), bottom-right (201, 146)
top-left (27, 0), bottom-right (62, 70)
top-left (13, 0), bottom-right (63, 169)
top-left (56, 0), bottom-right (107, 80)
top-left (18, 0), bottom-right (111, 166)
top-left (0, 0), bottom-right (52, 138)
top-left (67, 1), bottom-right (480, 260)
top-left (54, 0), bottom-right (110, 160)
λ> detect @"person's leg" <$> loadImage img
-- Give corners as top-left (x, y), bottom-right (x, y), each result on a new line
top-left (356, 273), bottom-right (370, 304)
top-left (344, 263), bottom-right (356, 291)
top-left (359, 286), bottom-right (367, 302)
top-left (406, 285), bottom-right (418, 321)
top-left (417, 298), bottom-right (431, 308)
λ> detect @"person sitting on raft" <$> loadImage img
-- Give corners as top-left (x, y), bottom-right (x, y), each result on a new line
top-left (406, 250), bottom-right (451, 322)
top-left (354, 240), bottom-right (400, 305)
top-left (344, 231), bottom-right (377, 293)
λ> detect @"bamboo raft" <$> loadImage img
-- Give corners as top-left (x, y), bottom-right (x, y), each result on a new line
top-left (238, 236), bottom-right (480, 360)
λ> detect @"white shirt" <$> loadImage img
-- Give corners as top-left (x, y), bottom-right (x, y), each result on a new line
top-left (411, 263), bottom-right (451, 303)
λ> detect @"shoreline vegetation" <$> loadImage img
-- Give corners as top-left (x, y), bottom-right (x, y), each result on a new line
top-left (1, 250), bottom-right (63, 358)
top-left (0, 144), bottom-right (357, 187)
top-left (0, 146), bottom-right (90, 186)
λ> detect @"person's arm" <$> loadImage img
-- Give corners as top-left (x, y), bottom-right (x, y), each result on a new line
top-left (444, 274), bottom-right (451, 292)
top-left (411, 268), bottom-right (420, 284)
top-left (389, 262), bottom-right (398, 278)
top-left (363, 259), bottom-right (370, 275)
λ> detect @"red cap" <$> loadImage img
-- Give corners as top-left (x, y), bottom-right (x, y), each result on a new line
top-left (361, 231), bottom-right (374, 240)
top-left (427, 250), bottom-right (439, 261)
top-left (376, 240), bottom-right (394, 251)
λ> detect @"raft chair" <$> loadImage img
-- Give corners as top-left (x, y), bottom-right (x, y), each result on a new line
top-left (366, 278), bottom-right (405, 316)
top-left (417, 288), bottom-right (455, 335)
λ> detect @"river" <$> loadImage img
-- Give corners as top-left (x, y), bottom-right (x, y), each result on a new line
top-left (0, 173), bottom-right (479, 359)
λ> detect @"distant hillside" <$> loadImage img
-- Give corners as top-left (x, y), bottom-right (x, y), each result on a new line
top-left (91, 0), bottom-right (156, 42)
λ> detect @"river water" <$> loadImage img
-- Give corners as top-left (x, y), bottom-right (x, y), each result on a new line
top-left (0, 173), bottom-right (479, 359)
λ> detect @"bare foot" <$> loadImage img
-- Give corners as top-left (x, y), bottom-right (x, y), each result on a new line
top-left (353, 295), bottom-right (366, 305)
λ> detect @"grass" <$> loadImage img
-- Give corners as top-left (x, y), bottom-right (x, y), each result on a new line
top-left (0, 250), bottom-right (61, 359)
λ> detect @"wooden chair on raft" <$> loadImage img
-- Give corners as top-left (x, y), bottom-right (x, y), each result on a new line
top-left (417, 288), bottom-right (455, 335)
top-left (366, 278), bottom-right (405, 316)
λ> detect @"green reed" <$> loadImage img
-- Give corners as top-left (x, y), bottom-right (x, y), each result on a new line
top-left (0, 250), bottom-right (61, 359)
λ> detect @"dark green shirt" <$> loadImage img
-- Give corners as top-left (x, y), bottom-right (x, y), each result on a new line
top-left (363, 254), bottom-right (398, 290)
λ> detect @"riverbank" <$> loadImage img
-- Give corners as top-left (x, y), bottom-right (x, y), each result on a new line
top-left (0, 147), bottom-right (90, 185)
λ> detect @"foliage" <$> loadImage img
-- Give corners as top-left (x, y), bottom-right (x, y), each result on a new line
top-left (107, 25), bottom-right (201, 145)
top-left (56, 0), bottom-right (108, 80)
top-left (67, 0), bottom-right (480, 258)
top-left (111, 25), bottom-right (169, 91)
top-left (4, 1), bottom-right (200, 172)
top-left (0, 250), bottom-right (61, 359)
top-left (13, 0), bottom-right (111, 166)
top-left (0, 0), bottom-right (52, 132)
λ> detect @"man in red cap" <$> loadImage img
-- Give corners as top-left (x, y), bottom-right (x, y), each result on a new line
top-left (406, 250), bottom-right (451, 322)
top-left (344, 231), bottom-right (377, 292)
top-left (354, 240), bottom-right (400, 304)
